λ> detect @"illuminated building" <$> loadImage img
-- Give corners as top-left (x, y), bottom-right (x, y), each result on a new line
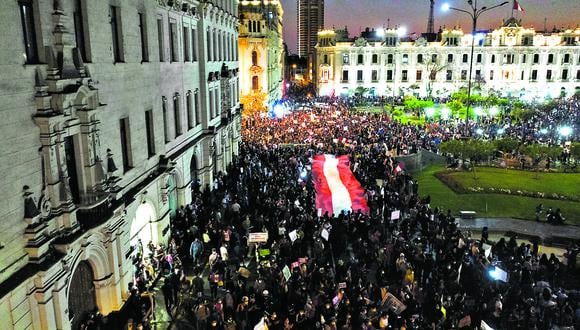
top-left (316, 19), bottom-right (580, 99)
top-left (239, 0), bottom-right (284, 111)
top-left (0, 0), bottom-right (240, 328)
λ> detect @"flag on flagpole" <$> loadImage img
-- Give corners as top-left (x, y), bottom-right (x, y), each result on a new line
top-left (394, 162), bottom-right (405, 174)
top-left (513, 0), bottom-right (525, 13)
top-left (311, 155), bottom-right (369, 217)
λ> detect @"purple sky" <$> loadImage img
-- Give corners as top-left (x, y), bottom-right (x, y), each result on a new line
top-left (281, 0), bottom-right (580, 54)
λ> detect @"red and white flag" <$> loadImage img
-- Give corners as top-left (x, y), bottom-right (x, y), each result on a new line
top-left (312, 155), bottom-right (369, 217)
top-left (513, 0), bottom-right (525, 13)
top-left (394, 162), bottom-right (405, 174)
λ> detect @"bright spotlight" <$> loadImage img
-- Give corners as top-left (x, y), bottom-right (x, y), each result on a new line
top-left (425, 107), bottom-right (435, 118)
top-left (476, 128), bottom-right (484, 135)
top-left (558, 126), bottom-right (573, 137)
top-left (474, 107), bottom-right (483, 117)
top-left (273, 104), bottom-right (286, 119)
top-left (488, 106), bottom-right (499, 116)
top-left (397, 26), bottom-right (407, 37)
top-left (441, 107), bottom-right (451, 120)
top-left (488, 266), bottom-right (508, 282)
top-left (442, 3), bottom-right (451, 11)
top-left (539, 128), bottom-right (548, 135)
top-left (376, 28), bottom-right (385, 38)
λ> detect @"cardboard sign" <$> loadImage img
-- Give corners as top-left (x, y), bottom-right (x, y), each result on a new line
top-left (321, 229), bottom-right (330, 241)
top-left (298, 257), bottom-right (308, 264)
top-left (482, 243), bottom-right (492, 258)
top-left (289, 230), bottom-right (298, 242)
top-left (291, 261), bottom-right (300, 269)
top-left (458, 315), bottom-right (471, 327)
top-left (238, 267), bottom-right (251, 279)
top-left (391, 210), bottom-right (400, 220)
top-left (248, 232), bottom-right (268, 243)
top-left (338, 282), bottom-right (347, 289)
top-left (282, 265), bottom-right (291, 281)
top-left (382, 292), bottom-right (407, 315)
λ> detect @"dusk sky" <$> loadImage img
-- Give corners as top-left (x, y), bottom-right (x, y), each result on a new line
top-left (280, 0), bottom-right (580, 54)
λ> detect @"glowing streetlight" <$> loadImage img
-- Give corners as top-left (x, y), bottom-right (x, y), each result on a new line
top-left (397, 26), bottom-right (407, 37)
top-left (474, 106), bottom-right (483, 117)
top-left (376, 28), bottom-right (385, 38)
top-left (497, 128), bottom-right (505, 135)
top-left (558, 126), bottom-right (573, 138)
top-left (442, 3), bottom-right (451, 11)
top-left (441, 107), bottom-right (451, 120)
top-left (539, 128), bottom-right (548, 135)
top-left (425, 107), bottom-right (436, 118)
top-left (476, 128), bottom-right (484, 135)
top-left (488, 106), bottom-right (499, 116)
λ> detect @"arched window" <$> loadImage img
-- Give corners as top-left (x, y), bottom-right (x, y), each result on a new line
top-left (387, 54), bottom-right (393, 64)
top-left (252, 51), bottom-right (258, 66)
top-left (252, 76), bottom-right (259, 90)
top-left (372, 54), bottom-right (378, 64)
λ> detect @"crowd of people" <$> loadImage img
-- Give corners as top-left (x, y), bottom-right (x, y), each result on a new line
top-left (115, 96), bottom-right (580, 330)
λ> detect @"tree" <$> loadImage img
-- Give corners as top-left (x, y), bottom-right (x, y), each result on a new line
top-left (520, 144), bottom-right (562, 178)
top-left (425, 59), bottom-right (448, 98)
top-left (446, 100), bottom-right (465, 119)
top-left (571, 142), bottom-right (580, 162)
top-left (494, 137), bottom-right (520, 154)
top-left (440, 139), bottom-right (494, 179)
top-left (240, 91), bottom-right (268, 116)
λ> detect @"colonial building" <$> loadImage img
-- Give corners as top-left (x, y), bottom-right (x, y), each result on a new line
top-left (238, 0), bottom-right (284, 111)
top-left (0, 0), bottom-right (240, 329)
top-left (316, 19), bottom-right (580, 99)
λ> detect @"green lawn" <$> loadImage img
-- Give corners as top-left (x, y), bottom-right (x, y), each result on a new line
top-left (415, 165), bottom-right (580, 224)
top-left (441, 167), bottom-right (580, 199)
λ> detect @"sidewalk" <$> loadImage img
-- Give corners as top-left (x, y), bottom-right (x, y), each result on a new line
top-left (457, 217), bottom-right (580, 241)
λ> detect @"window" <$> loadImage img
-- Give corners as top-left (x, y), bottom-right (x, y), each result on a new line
top-left (522, 36), bottom-right (531, 46)
top-left (252, 76), bottom-right (259, 90)
top-left (342, 70), bottom-right (349, 82)
top-left (546, 69), bottom-right (552, 80)
top-left (251, 51), bottom-right (258, 66)
top-left (323, 54), bottom-right (328, 64)
top-left (401, 70), bottom-right (408, 82)
top-left (213, 30), bottom-right (218, 61)
top-left (357, 70), bottom-right (363, 82)
top-left (447, 54), bottom-right (453, 63)
top-left (162, 97), bottom-right (170, 142)
top-left (119, 118), bottom-right (132, 172)
top-left (416, 70), bottom-right (422, 81)
top-left (489, 70), bottom-right (494, 80)
top-left (533, 54), bottom-right (539, 64)
top-left (446, 70), bottom-right (452, 81)
top-left (173, 94), bottom-right (181, 136)
top-left (531, 70), bottom-right (538, 81)
top-left (429, 70), bottom-right (436, 81)
top-left (402, 54), bottom-right (408, 64)
top-left (387, 70), bottom-right (393, 81)
top-left (207, 29), bottom-right (212, 61)
top-left (169, 21), bottom-right (177, 62)
top-left (138, 13), bottom-right (148, 62)
top-left (387, 54), bottom-right (393, 64)
top-left (491, 55), bottom-right (495, 64)
top-left (183, 26), bottom-right (190, 61)
top-left (431, 54), bottom-right (437, 63)
top-left (475, 70), bottom-right (481, 79)
top-left (577, 69), bottom-right (580, 80)
top-left (19, 0), bottom-right (39, 64)
top-left (372, 54), bottom-right (378, 64)
top-left (157, 18), bottom-right (164, 62)
top-left (186, 92), bottom-right (194, 129)
top-left (74, 0), bottom-right (89, 62)
top-left (417, 54), bottom-right (423, 64)
top-left (547, 54), bottom-right (554, 64)
top-left (371, 70), bottom-right (378, 82)
top-left (563, 54), bottom-right (570, 64)
top-left (145, 110), bottom-right (155, 157)
top-left (110, 6), bottom-right (123, 62)
top-left (522, 54), bottom-right (527, 64)
top-left (191, 28), bottom-right (197, 61)
top-left (476, 54), bottom-right (482, 63)
top-left (562, 69), bottom-right (568, 80)
top-left (342, 53), bottom-right (349, 64)
top-left (461, 70), bottom-right (467, 80)
top-left (520, 71), bottom-right (524, 80)
top-left (194, 90), bottom-right (201, 125)
top-left (462, 54), bottom-right (468, 63)
top-left (357, 54), bottom-right (363, 64)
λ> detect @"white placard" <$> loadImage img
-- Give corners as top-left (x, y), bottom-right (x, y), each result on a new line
top-left (391, 210), bottom-right (400, 220)
top-left (482, 243), bottom-right (492, 258)
top-left (317, 208), bottom-right (323, 218)
top-left (289, 230), bottom-right (298, 242)
top-left (321, 229), bottom-right (330, 241)
top-left (282, 265), bottom-right (291, 282)
top-left (248, 232), bottom-right (269, 243)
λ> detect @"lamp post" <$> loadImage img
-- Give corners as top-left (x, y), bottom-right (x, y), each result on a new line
top-left (443, 1), bottom-right (509, 135)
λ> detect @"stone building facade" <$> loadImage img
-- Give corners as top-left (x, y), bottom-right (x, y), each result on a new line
top-left (316, 19), bottom-right (580, 99)
top-left (0, 0), bottom-right (240, 329)
top-left (238, 0), bottom-right (284, 111)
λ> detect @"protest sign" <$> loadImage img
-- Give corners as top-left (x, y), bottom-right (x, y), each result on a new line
top-left (282, 265), bottom-right (291, 281)
top-left (321, 228), bottom-right (329, 241)
top-left (248, 232), bottom-right (268, 243)
top-left (391, 210), bottom-right (401, 220)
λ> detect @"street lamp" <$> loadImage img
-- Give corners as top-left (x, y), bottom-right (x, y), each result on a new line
top-left (443, 0), bottom-right (509, 135)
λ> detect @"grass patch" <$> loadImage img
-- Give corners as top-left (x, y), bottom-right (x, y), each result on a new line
top-left (439, 167), bottom-right (580, 200)
top-left (415, 165), bottom-right (580, 224)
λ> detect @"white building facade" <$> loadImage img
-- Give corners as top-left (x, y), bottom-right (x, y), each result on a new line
top-left (316, 20), bottom-right (580, 100)
top-left (0, 0), bottom-right (240, 329)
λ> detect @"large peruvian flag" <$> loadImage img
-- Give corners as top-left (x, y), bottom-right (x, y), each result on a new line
top-left (311, 155), bottom-right (369, 217)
